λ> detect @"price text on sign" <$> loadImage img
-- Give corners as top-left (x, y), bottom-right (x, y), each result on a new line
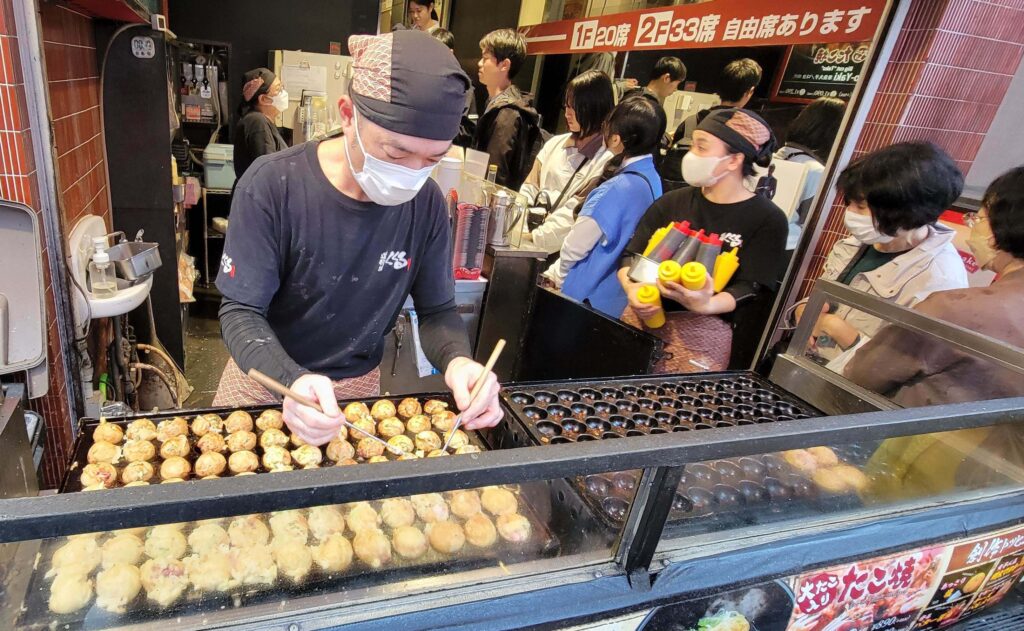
top-left (522, 0), bottom-right (885, 55)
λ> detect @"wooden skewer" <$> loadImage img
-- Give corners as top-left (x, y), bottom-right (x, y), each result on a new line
top-left (247, 369), bottom-right (405, 456)
top-left (441, 339), bottom-right (506, 451)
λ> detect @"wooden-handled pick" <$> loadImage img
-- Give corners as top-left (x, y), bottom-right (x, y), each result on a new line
top-left (440, 339), bottom-right (506, 451)
top-left (247, 369), bottom-right (405, 456)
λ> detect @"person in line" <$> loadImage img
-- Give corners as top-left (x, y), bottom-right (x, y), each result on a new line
top-left (431, 27), bottom-right (476, 149)
top-left (215, 30), bottom-right (501, 443)
top-left (233, 68), bottom-right (289, 182)
top-left (522, 70), bottom-right (615, 255)
top-left (620, 108), bottom-right (787, 371)
top-left (621, 56), bottom-right (686, 105)
top-left (473, 29), bottom-right (541, 190)
top-left (774, 96), bottom-right (846, 251)
top-left (795, 142), bottom-right (968, 371)
top-left (672, 59), bottom-right (762, 148)
top-left (845, 167), bottom-right (1024, 500)
top-left (408, 0), bottom-right (440, 33)
top-left (544, 97), bottom-right (665, 317)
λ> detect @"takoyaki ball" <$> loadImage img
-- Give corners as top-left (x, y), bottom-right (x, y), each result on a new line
top-left (352, 417), bottom-right (377, 439)
top-left (159, 434), bottom-right (190, 459)
top-left (464, 513), bottom-right (498, 548)
top-left (415, 431), bottom-right (442, 453)
top-left (228, 516), bottom-right (270, 548)
top-left (49, 537), bottom-right (100, 577)
top-left (808, 446), bottom-right (840, 467)
top-left (392, 525), bottom-right (429, 560)
top-left (195, 452), bottom-right (227, 478)
top-left (368, 455), bottom-right (390, 463)
top-left (356, 437), bottom-right (386, 460)
top-left (442, 429), bottom-right (470, 451)
top-left (156, 417), bottom-right (189, 443)
top-left (160, 456), bottom-right (191, 481)
top-left (197, 432), bottom-right (227, 454)
top-left (371, 399), bottom-right (397, 421)
top-left (188, 523), bottom-right (229, 555)
top-left (346, 502), bottom-right (381, 533)
top-left (88, 440), bottom-right (121, 464)
top-left (496, 513), bottom-right (532, 543)
top-left (398, 453), bottom-right (420, 460)
top-left (426, 449), bottom-right (449, 458)
top-left (448, 490), bottom-right (482, 519)
top-left (123, 438), bottom-right (156, 463)
top-left (431, 411), bottom-right (458, 433)
top-left (224, 410), bottom-right (254, 434)
top-left (381, 498), bottom-right (417, 529)
top-left (269, 510), bottom-right (309, 543)
top-left (201, 475), bottom-right (221, 481)
top-left (397, 398), bottom-right (422, 419)
top-left (124, 481), bottom-right (149, 487)
top-left (93, 420), bottom-right (123, 444)
top-left (228, 450), bottom-right (259, 474)
top-left (229, 545), bottom-right (276, 586)
top-left (377, 417), bottom-right (405, 439)
top-left (291, 433), bottom-right (308, 449)
top-left (161, 478), bottom-right (185, 485)
top-left (116, 525), bottom-right (148, 538)
top-left (272, 537), bottom-right (313, 582)
top-left (101, 534), bottom-right (144, 569)
top-left (83, 483), bottom-right (108, 492)
top-left (344, 402), bottom-right (371, 423)
top-left (427, 520), bottom-right (466, 554)
top-left (226, 430), bottom-right (257, 453)
top-left (190, 413), bottom-right (223, 437)
top-left (315, 533), bottom-right (353, 573)
top-left (412, 493), bottom-right (450, 523)
top-left (406, 414), bottom-right (432, 434)
top-left (121, 460), bottom-right (154, 484)
top-left (262, 446), bottom-right (292, 471)
top-left (387, 435), bottom-right (415, 455)
top-left (481, 487), bottom-right (518, 516)
top-left (95, 563), bottom-right (141, 613)
top-left (48, 571), bottom-right (93, 614)
top-left (308, 505), bottom-right (346, 541)
top-left (184, 549), bottom-right (236, 593)
top-left (423, 400), bottom-right (448, 415)
top-left (336, 458), bottom-right (359, 466)
top-left (783, 449), bottom-right (819, 474)
top-left (255, 409), bottom-right (284, 431)
top-left (326, 438), bottom-right (356, 462)
top-left (145, 524), bottom-right (187, 559)
top-left (126, 419), bottom-right (158, 441)
top-left (455, 445), bottom-right (482, 455)
top-left (81, 462), bottom-right (118, 489)
top-left (352, 528), bottom-right (392, 569)
top-left (833, 464), bottom-right (870, 492)
top-left (140, 557), bottom-right (188, 607)
top-left (258, 428), bottom-right (288, 450)
top-left (292, 444), bottom-right (323, 468)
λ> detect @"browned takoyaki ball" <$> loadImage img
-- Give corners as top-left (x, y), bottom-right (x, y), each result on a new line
top-left (195, 452), bottom-right (227, 477)
top-left (326, 438), bottom-right (356, 462)
top-left (190, 414), bottom-right (223, 437)
top-left (397, 398), bottom-right (422, 419)
top-left (344, 402), bottom-right (370, 423)
top-left (377, 418), bottom-right (405, 439)
top-left (226, 431), bottom-right (257, 453)
top-left (406, 415), bottom-right (431, 434)
top-left (255, 409), bottom-right (284, 431)
top-left (356, 437), bottom-right (386, 460)
top-left (423, 400), bottom-right (448, 415)
top-left (93, 420), bottom-right (124, 444)
top-left (224, 411), bottom-right (254, 434)
top-left (228, 450), bottom-right (259, 474)
top-left (126, 419), bottom-right (157, 442)
top-left (197, 433), bottom-right (227, 454)
top-left (123, 439), bottom-right (156, 463)
top-left (156, 417), bottom-right (189, 443)
top-left (160, 456), bottom-right (191, 481)
top-left (371, 400), bottom-right (397, 421)
top-left (159, 435), bottom-right (190, 460)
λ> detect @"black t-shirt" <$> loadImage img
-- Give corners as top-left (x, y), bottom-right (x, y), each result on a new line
top-left (216, 142), bottom-right (455, 380)
top-left (625, 186), bottom-right (789, 367)
top-left (233, 111), bottom-right (288, 181)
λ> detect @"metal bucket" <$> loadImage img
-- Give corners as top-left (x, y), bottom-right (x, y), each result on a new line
top-left (107, 241), bottom-right (162, 282)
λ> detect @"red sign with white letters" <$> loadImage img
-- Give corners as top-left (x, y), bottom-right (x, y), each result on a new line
top-left (519, 0), bottom-right (885, 55)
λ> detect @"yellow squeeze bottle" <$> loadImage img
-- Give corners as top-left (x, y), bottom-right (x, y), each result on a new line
top-left (636, 285), bottom-right (665, 329)
top-left (713, 247), bottom-right (740, 293)
top-left (657, 260), bottom-right (681, 284)
top-left (643, 225), bottom-right (672, 257)
top-left (680, 262), bottom-right (708, 290)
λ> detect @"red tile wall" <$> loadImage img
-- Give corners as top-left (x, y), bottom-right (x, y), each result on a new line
top-left (802, 0), bottom-right (1024, 297)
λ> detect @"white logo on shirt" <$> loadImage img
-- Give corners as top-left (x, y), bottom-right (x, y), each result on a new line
top-left (721, 233), bottom-right (744, 249)
top-left (378, 251), bottom-right (409, 272)
top-left (221, 254), bottom-right (235, 277)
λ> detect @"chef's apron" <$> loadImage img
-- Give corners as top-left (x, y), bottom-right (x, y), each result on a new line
top-left (621, 309), bottom-right (731, 374)
top-left (213, 359), bottom-right (381, 407)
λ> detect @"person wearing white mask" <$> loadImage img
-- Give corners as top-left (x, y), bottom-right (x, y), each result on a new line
top-left (796, 142), bottom-right (968, 369)
top-left (215, 31), bottom-right (502, 444)
top-left (233, 68), bottom-right (290, 182)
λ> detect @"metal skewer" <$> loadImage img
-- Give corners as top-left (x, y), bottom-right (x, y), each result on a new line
top-left (440, 339), bottom-right (506, 452)
top-left (247, 369), bottom-right (406, 456)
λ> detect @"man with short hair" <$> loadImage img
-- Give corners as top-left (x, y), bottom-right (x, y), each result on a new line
top-left (472, 28), bottom-right (540, 190)
top-left (622, 56), bottom-right (687, 104)
top-left (214, 30), bottom-right (502, 444)
top-left (672, 58), bottom-right (763, 147)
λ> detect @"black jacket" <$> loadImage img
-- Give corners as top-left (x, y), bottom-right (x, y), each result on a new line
top-left (472, 85), bottom-right (541, 191)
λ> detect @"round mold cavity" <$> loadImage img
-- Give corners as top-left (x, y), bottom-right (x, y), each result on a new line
top-left (556, 389), bottom-right (581, 403)
top-left (733, 390), bottom-right (756, 402)
top-left (694, 423), bottom-right (714, 430)
top-left (608, 415), bottom-right (632, 429)
top-left (620, 385), bottom-right (642, 398)
top-left (615, 400), bottom-right (640, 414)
top-left (738, 457), bottom-right (766, 480)
top-left (675, 410), bottom-right (697, 424)
top-left (570, 403), bottom-right (595, 419)
top-left (545, 404), bottom-right (572, 420)
top-left (754, 402), bottom-right (776, 415)
top-left (600, 387), bottom-right (624, 400)
top-left (509, 392), bottom-right (534, 406)
top-left (737, 419), bottom-right (755, 426)
top-left (717, 392), bottom-right (737, 404)
top-left (715, 460), bottom-right (744, 485)
top-left (753, 389), bottom-right (781, 403)
top-left (576, 434), bottom-right (598, 442)
top-left (611, 472), bottom-right (638, 493)
top-left (578, 388), bottom-right (602, 402)
top-left (737, 480), bottom-right (770, 504)
top-left (672, 425), bottom-right (691, 432)
top-left (658, 397), bottom-right (682, 410)
top-left (672, 494), bottom-right (694, 512)
top-left (593, 401), bottom-right (619, 416)
top-left (736, 377), bottom-right (758, 389)
top-left (698, 393), bottom-right (723, 406)
top-left (776, 415), bottom-right (794, 422)
top-left (560, 419), bottom-right (586, 434)
top-left (764, 476), bottom-right (792, 502)
top-left (632, 413), bottom-right (656, 428)
top-left (522, 406), bottom-right (547, 420)
top-left (584, 474), bottom-right (611, 496)
top-left (762, 454), bottom-right (787, 477)
top-left (755, 417), bottom-right (775, 424)
top-left (601, 431), bottom-right (622, 440)
top-left (685, 487), bottom-right (717, 513)
top-left (533, 390), bottom-right (557, 404)
top-left (585, 416), bottom-right (612, 433)
top-left (535, 421), bottom-right (562, 437)
top-left (626, 429), bottom-right (646, 437)
top-left (654, 411), bottom-right (678, 425)
top-left (716, 406), bottom-right (736, 419)
top-left (601, 496), bottom-right (630, 522)
top-left (549, 436), bottom-right (571, 445)
top-left (641, 384), bottom-right (665, 397)
top-left (637, 398), bottom-right (662, 412)
top-left (695, 408), bottom-right (723, 424)
top-left (676, 395), bottom-right (699, 408)
top-left (712, 484), bottom-right (744, 509)
top-left (733, 404), bottom-right (755, 418)
top-left (650, 427), bottom-right (669, 435)
top-left (687, 463), bottom-right (719, 485)
top-left (714, 420), bottom-right (736, 429)
top-left (775, 402), bottom-right (801, 416)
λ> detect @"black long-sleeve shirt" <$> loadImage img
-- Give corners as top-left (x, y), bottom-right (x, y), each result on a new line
top-left (233, 111), bottom-right (288, 181)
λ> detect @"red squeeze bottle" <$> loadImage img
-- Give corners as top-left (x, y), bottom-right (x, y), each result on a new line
top-left (695, 233), bottom-right (723, 272)
top-left (650, 221), bottom-right (691, 262)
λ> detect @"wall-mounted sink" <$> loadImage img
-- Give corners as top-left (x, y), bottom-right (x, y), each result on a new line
top-left (68, 215), bottom-right (154, 327)
top-left (87, 276), bottom-right (153, 319)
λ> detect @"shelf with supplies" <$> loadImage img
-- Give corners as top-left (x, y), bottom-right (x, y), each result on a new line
top-left (198, 187), bottom-right (232, 286)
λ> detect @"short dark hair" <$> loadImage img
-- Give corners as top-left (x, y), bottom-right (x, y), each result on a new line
top-left (607, 96), bottom-right (666, 159)
top-left (838, 142), bottom-right (964, 236)
top-left (649, 56), bottom-right (686, 83)
top-left (719, 58), bottom-right (762, 102)
top-left (431, 27), bottom-right (455, 51)
top-left (983, 166), bottom-right (1024, 260)
top-left (787, 97), bottom-right (846, 161)
top-left (566, 70), bottom-right (615, 139)
top-left (480, 29), bottom-right (527, 79)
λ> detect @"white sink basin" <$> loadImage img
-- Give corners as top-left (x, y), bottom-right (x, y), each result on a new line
top-left (87, 276), bottom-right (153, 319)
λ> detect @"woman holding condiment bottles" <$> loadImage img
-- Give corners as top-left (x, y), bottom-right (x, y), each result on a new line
top-left (618, 108), bottom-right (788, 371)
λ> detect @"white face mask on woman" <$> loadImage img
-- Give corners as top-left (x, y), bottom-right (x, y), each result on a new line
top-left (844, 209), bottom-right (895, 245)
top-left (343, 109), bottom-right (436, 206)
top-left (270, 89), bottom-right (289, 113)
top-left (682, 152), bottom-right (729, 188)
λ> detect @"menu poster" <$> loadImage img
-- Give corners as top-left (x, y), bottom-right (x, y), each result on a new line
top-left (770, 42), bottom-right (870, 103)
top-left (785, 546), bottom-right (949, 631)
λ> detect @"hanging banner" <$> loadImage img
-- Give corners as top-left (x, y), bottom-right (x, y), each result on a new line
top-left (771, 42), bottom-right (871, 103)
top-left (519, 0), bottom-right (885, 56)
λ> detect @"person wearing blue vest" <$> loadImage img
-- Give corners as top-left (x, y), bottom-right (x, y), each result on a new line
top-left (543, 96), bottom-right (665, 316)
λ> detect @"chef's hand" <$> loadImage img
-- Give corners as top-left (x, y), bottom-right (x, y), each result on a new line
top-left (445, 356), bottom-right (502, 430)
top-left (283, 373), bottom-right (343, 446)
top-left (659, 275), bottom-right (714, 314)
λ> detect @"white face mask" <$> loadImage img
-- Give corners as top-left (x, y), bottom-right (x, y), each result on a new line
top-left (270, 89), bottom-right (289, 112)
top-left (682, 152), bottom-right (729, 188)
top-left (967, 222), bottom-right (999, 270)
top-left (844, 209), bottom-right (894, 244)
top-left (343, 110), bottom-right (436, 206)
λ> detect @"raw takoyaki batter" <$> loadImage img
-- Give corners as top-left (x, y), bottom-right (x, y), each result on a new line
top-left (215, 31), bottom-right (501, 444)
